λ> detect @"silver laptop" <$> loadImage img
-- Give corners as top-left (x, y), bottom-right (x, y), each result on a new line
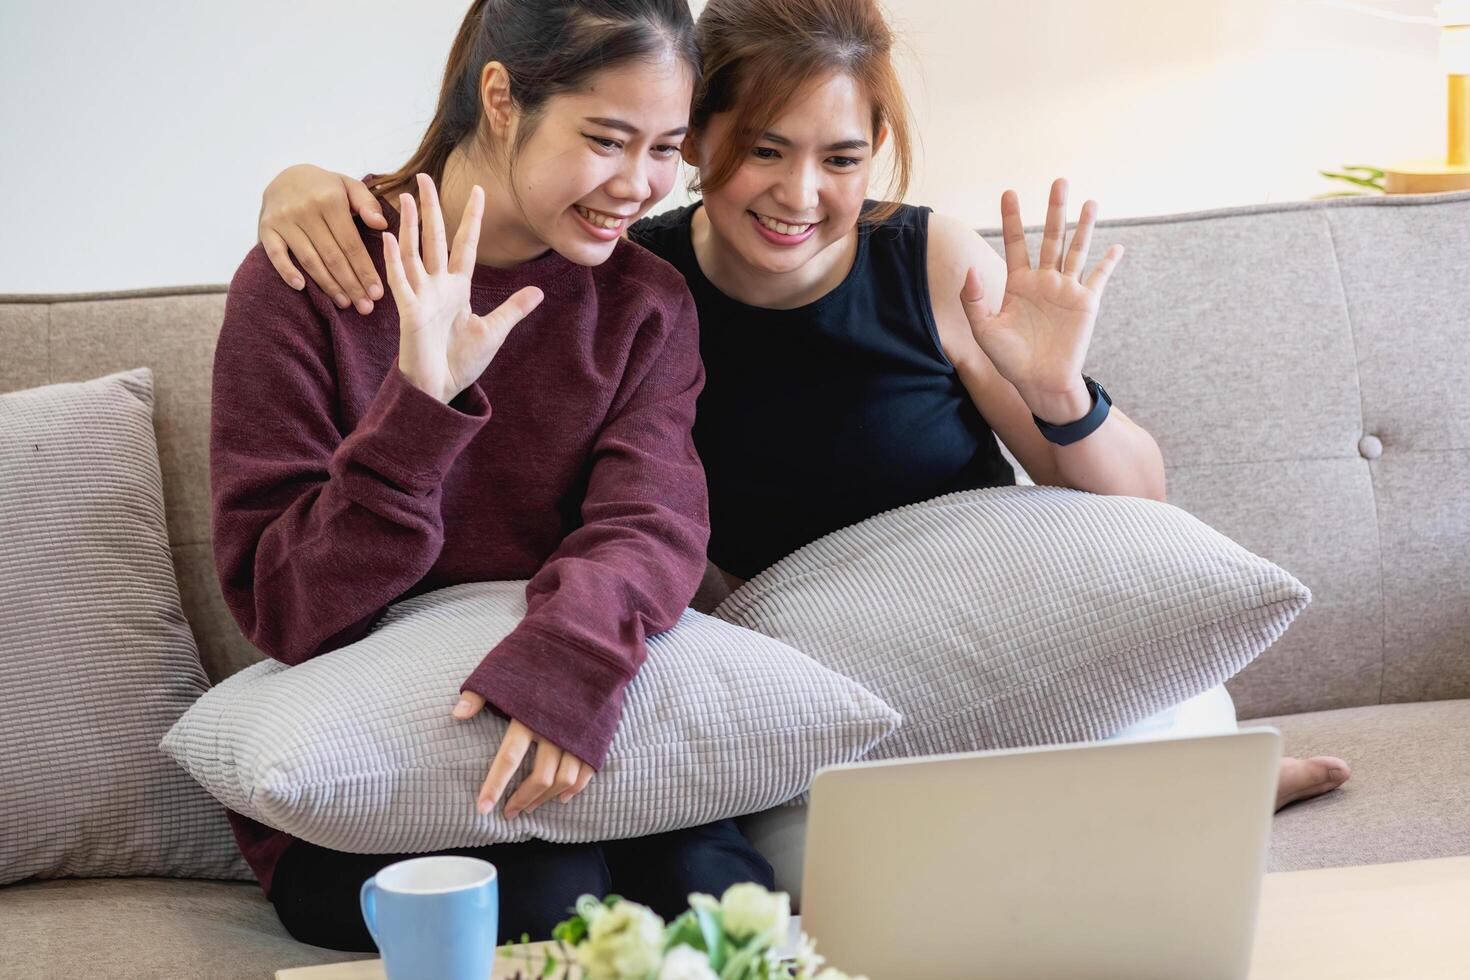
top-left (799, 729), bottom-right (1281, 980)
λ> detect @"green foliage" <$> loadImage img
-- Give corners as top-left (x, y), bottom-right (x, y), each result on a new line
top-left (1314, 164), bottom-right (1386, 199)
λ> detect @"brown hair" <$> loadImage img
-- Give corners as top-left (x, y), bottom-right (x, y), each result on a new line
top-left (691, 0), bottom-right (913, 223)
top-left (372, 0), bottom-right (699, 202)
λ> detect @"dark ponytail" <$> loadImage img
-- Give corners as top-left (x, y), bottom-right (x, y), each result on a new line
top-left (373, 0), bottom-right (699, 201)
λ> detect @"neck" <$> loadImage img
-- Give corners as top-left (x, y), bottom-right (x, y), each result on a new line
top-left (436, 147), bottom-right (550, 269)
top-left (690, 206), bottom-right (858, 310)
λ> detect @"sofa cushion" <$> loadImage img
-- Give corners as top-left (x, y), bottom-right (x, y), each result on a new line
top-left (0, 877), bottom-right (369, 978)
top-left (1261, 698), bottom-right (1470, 871)
top-left (714, 485), bottom-right (1310, 763)
top-left (162, 581), bottom-right (900, 853)
top-left (0, 369), bottom-right (246, 886)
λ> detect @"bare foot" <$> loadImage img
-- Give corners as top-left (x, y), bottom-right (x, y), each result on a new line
top-left (1276, 755), bottom-right (1351, 811)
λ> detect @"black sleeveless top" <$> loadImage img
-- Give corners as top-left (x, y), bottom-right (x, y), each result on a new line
top-left (631, 201), bottom-right (1015, 580)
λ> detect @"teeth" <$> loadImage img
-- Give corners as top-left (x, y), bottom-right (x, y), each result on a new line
top-left (575, 205), bottom-right (624, 230)
top-left (755, 213), bottom-right (813, 236)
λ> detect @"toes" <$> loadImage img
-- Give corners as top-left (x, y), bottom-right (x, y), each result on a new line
top-left (1308, 755), bottom-right (1352, 787)
top-left (1275, 755), bottom-right (1352, 811)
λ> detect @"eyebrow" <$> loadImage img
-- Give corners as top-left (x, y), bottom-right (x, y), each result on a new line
top-left (584, 116), bottom-right (689, 138)
top-left (760, 131), bottom-right (871, 152)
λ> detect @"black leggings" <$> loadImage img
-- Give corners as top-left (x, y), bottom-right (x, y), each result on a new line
top-left (269, 818), bottom-right (775, 952)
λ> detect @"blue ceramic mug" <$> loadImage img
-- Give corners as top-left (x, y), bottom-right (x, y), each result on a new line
top-left (360, 855), bottom-right (499, 980)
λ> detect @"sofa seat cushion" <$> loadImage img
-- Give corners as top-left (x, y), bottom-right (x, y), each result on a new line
top-left (1259, 698), bottom-right (1470, 871)
top-left (0, 877), bottom-right (370, 978)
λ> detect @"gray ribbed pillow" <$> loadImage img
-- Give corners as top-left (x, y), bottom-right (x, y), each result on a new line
top-left (0, 369), bottom-right (247, 885)
top-left (160, 581), bottom-right (899, 853)
top-left (714, 486), bottom-right (1310, 762)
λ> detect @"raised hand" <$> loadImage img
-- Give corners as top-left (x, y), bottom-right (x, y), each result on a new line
top-left (384, 173), bottom-right (543, 403)
top-left (961, 178), bottom-right (1123, 423)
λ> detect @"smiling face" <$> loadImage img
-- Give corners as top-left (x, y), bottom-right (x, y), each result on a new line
top-left (497, 54), bottom-right (694, 266)
top-left (694, 71), bottom-right (879, 281)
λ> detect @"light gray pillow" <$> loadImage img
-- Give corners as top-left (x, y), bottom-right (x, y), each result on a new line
top-left (713, 485), bottom-right (1310, 763)
top-left (0, 369), bottom-right (247, 885)
top-left (160, 581), bottom-right (899, 854)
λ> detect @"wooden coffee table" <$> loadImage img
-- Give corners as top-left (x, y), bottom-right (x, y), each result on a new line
top-left (1247, 856), bottom-right (1469, 979)
top-left (278, 856), bottom-right (1470, 979)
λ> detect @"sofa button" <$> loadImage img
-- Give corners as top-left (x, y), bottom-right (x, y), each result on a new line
top-left (1358, 435), bottom-right (1383, 460)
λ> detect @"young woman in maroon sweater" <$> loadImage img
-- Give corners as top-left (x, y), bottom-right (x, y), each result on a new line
top-left (211, 0), bottom-right (771, 951)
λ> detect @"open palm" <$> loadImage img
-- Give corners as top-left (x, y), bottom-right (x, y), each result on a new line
top-left (961, 179), bottom-right (1123, 403)
top-left (386, 173), bottom-right (542, 403)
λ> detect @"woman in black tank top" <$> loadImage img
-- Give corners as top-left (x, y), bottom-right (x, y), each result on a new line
top-left (254, 0), bottom-right (1349, 815)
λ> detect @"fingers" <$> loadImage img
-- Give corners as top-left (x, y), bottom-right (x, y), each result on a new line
top-left (285, 225), bottom-right (353, 308)
top-left (1084, 243), bottom-right (1125, 293)
top-left (397, 194), bottom-right (426, 290)
top-left (381, 231), bottom-right (412, 307)
top-left (503, 739), bottom-right (560, 820)
top-left (1038, 178), bottom-right (1068, 272)
top-left (344, 176), bottom-right (389, 230)
top-left (477, 722), bottom-right (533, 816)
top-left (303, 213), bottom-right (375, 314)
top-left (522, 752), bottom-right (581, 817)
top-left (321, 187), bottom-right (384, 304)
top-left (260, 229), bottom-right (306, 292)
top-left (415, 173), bottom-right (449, 276)
top-left (560, 757), bottom-right (595, 804)
top-left (452, 690), bottom-right (485, 721)
top-left (474, 285), bottom-right (544, 350)
top-left (958, 266), bottom-right (991, 332)
top-left (449, 185), bottom-right (485, 278)
top-left (998, 190), bottom-right (1030, 272)
top-left (1062, 199), bottom-right (1098, 280)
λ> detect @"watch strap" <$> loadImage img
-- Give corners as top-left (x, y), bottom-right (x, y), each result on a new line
top-left (1032, 376), bottom-right (1112, 446)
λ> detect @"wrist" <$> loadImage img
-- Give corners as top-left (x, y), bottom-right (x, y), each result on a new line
top-left (1022, 381), bottom-right (1092, 426)
top-left (396, 359), bottom-right (454, 404)
top-left (1032, 376), bottom-right (1113, 447)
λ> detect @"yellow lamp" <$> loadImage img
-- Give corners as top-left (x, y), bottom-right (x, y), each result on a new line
top-left (1384, 0), bottom-right (1470, 192)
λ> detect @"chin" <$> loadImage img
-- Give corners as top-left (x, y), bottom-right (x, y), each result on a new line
top-left (552, 233), bottom-right (621, 267)
top-left (737, 238), bottom-right (823, 276)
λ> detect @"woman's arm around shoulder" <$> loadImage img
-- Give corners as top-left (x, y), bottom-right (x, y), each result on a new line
top-left (258, 164), bottom-right (387, 314)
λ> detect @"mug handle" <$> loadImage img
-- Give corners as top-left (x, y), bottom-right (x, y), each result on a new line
top-left (359, 877), bottom-right (380, 947)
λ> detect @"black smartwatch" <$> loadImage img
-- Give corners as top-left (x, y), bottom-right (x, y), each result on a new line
top-left (1032, 376), bottom-right (1112, 446)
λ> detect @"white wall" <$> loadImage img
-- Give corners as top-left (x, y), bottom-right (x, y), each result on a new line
top-left (0, 0), bottom-right (1447, 293)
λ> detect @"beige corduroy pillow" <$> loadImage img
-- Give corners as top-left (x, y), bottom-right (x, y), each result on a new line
top-left (0, 369), bottom-right (247, 885)
top-left (161, 580), bottom-right (900, 854)
top-left (714, 485), bottom-right (1311, 762)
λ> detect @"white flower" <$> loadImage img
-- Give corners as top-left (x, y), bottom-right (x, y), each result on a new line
top-left (719, 883), bottom-right (791, 941)
top-left (789, 933), bottom-right (826, 980)
top-left (687, 892), bottom-right (721, 915)
top-left (574, 900), bottom-right (666, 980)
top-left (655, 944), bottom-right (719, 980)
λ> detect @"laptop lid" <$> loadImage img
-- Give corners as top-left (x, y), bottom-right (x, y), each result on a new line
top-left (799, 728), bottom-right (1281, 980)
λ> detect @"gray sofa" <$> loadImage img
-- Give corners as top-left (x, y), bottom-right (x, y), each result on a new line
top-left (3, 190), bottom-right (1468, 978)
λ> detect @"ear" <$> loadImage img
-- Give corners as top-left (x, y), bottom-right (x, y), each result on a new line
top-left (680, 129), bottom-right (701, 168)
top-left (479, 61), bottom-right (516, 139)
top-left (874, 123), bottom-right (890, 154)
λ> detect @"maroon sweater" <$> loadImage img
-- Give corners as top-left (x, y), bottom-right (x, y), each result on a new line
top-left (210, 208), bottom-right (708, 896)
